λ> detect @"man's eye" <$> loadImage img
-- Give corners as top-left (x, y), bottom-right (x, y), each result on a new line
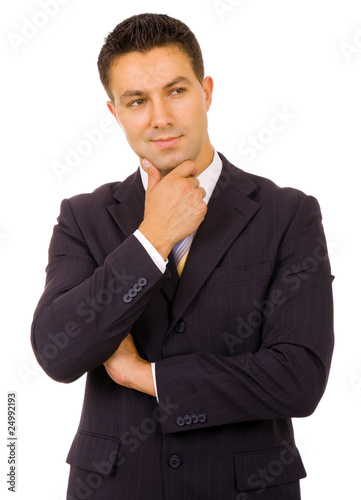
top-left (171, 88), bottom-right (185, 95)
top-left (129, 99), bottom-right (146, 107)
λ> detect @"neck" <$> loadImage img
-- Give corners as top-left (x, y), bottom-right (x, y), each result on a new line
top-left (194, 135), bottom-right (214, 176)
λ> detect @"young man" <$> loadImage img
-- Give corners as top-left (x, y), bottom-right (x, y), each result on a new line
top-left (31, 13), bottom-right (334, 500)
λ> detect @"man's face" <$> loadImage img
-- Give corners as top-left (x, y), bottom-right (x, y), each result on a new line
top-left (107, 45), bottom-right (214, 175)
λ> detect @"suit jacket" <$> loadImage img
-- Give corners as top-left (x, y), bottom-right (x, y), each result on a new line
top-left (31, 153), bottom-right (334, 500)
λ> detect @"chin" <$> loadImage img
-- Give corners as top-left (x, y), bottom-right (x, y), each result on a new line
top-left (154, 161), bottom-right (180, 176)
top-left (152, 150), bottom-right (195, 171)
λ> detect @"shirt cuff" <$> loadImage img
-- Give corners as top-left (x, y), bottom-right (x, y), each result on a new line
top-left (134, 229), bottom-right (168, 273)
top-left (151, 362), bottom-right (159, 402)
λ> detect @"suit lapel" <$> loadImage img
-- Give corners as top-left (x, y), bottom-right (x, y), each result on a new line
top-left (169, 155), bottom-right (261, 329)
top-left (106, 170), bottom-right (145, 238)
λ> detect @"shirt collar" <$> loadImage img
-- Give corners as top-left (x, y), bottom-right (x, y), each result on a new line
top-left (139, 147), bottom-right (223, 206)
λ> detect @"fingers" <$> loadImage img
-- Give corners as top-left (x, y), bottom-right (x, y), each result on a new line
top-left (104, 333), bottom-right (135, 365)
top-left (166, 160), bottom-right (198, 180)
top-left (143, 158), bottom-right (198, 182)
top-left (142, 159), bottom-right (153, 169)
top-left (142, 157), bottom-right (206, 203)
top-left (198, 186), bottom-right (206, 199)
top-left (142, 159), bottom-right (162, 193)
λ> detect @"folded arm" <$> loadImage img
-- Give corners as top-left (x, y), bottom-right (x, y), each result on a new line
top-left (31, 198), bottom-right (168, 383)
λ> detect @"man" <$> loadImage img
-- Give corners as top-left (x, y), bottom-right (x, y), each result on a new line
top-left (31, 13), bottom-right (334, 500)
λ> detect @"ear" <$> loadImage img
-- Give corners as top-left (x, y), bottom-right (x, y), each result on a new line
top-left (107, 100), bottom-right (117, 119)
top-left (202, 76), bottom-right (214, 112)
top-left (107, 100), bottom-right (124, 130)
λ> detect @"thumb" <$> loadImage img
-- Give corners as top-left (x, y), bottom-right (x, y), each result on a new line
top-left (143, 159), bottom-right (162, 192)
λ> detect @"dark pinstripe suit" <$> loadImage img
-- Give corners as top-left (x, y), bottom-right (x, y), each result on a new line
top-left (31, 153), bottom-right (334, 499)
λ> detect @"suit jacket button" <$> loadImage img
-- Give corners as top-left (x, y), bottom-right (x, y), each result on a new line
top-left (168, 455), bottom-right (182, 469)
top-left (184, 415), bottom-right (192, 425)
top-left (175, 321), bottom-right (186, 334)
top-left (190, 413), bottom-right (199, 424)
top-left (138, 277), bottom-right (148, 287)
top-left (133, 283), bottom-right (142, 292)
top-left (129, 288), bottom-right (137, 298)
top-left (123, 293), bottom-right (132, 303)
top-left (198, 412), bottom-right (207, 423)
top-left (176, 416), bottom-right (185, 427)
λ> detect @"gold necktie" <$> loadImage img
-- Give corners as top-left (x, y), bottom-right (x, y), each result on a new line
top-left (173, 232), bottom-right (195, 277)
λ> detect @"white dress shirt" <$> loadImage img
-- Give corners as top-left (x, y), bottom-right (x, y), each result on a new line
top-left (133, 148), bottom-right (223, 400)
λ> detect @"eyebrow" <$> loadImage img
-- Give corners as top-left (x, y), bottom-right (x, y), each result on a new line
top-left (119, 76), bottom-right (192, 101)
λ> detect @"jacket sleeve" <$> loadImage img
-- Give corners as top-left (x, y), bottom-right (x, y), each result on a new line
top-left (155, 195), bottom-right (334, 432)
top-left (31, 198), bottom-right (168, 383)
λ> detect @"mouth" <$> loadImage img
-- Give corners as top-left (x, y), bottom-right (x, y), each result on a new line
top-left (152, 136), bottom-right (182, 148)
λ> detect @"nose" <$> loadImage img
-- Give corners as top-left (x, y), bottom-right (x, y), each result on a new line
top-left (149, 98), bottom-right (172, 129)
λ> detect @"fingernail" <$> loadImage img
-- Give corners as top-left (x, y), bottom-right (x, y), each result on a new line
top-left (143, 159), bottom-right (151, 170)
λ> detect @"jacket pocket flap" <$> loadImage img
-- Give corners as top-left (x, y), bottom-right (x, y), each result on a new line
top-left (207, 261), bottom-right (272, 285)
top-left (66, 430), bottom-right (121, 476)
top-left (235, 444), bottom-right (306, 492)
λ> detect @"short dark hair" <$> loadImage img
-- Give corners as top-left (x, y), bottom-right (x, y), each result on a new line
top-left (97, 13), bottom-right (205, 101)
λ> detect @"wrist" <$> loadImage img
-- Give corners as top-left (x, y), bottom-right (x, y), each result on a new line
top-left (138, 223), bottom-right (173, 260)
top-left (129, 359), bottom-right (156, 398)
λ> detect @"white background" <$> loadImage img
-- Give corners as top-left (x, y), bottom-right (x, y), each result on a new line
top-left (1, 0), bottom-right (360, 498)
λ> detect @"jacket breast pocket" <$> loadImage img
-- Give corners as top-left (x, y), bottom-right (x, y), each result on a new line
top-left (66, 430), bottom-right (122, 477)
top-left (234, 444), bottom-right (306, 494)
top-left (207, 261), bottom-right (272, 286)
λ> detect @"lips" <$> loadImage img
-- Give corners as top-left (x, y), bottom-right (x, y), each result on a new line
top-left (153, 136), bottom-right (182, 148)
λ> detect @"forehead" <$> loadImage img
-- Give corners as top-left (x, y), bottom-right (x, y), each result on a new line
top-left (108, 45), bottom-right (196, 95)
